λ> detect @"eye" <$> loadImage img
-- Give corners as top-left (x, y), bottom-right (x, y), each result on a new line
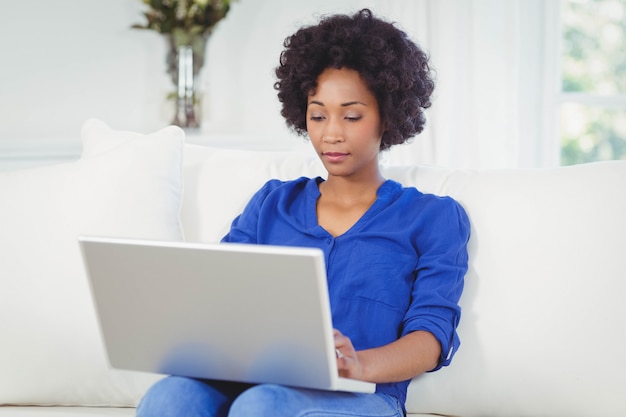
top-left (345, 115), bottom-right (363, 122)
top-left (309, 114), bottom-right (325, 122)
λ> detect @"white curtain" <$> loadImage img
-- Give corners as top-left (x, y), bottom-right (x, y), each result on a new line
top-left (202, 0), bottom-right (561, 169)
top-left (381, 0), bottom-right (561, 169)
top-left (0, 0), bottom-right (561, 170)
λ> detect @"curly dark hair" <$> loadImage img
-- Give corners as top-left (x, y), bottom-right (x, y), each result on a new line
top-left (274, 8), bottom-right (435, 151)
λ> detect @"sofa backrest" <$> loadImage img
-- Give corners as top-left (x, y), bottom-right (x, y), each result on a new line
top-left (181, 145), bottom-right (458, 243)
top-left (182, 144), bottom-right (626, 417)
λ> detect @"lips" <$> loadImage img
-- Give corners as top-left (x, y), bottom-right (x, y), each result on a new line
top-left (323, 152), bottom-right (349, 163)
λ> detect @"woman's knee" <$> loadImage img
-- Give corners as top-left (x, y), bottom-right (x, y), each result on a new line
top-left (228, 385), bottom-right (403, 417)
top-left (137, 376), bottom-right (234, 417)
top-left (228, 384), bottom-right (295, 417)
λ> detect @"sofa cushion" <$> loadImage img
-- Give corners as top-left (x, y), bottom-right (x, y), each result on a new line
top-left (181, 145), bottom-right (326, 242)
top-left (0, 406), bottom-right (136, 416)
top-left (404, 162), bottom-right (626, 417)
top-left (0, 119), bottom-right (184, 406)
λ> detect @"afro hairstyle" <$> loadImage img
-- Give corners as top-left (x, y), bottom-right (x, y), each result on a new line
top-left (274, 8), bottom-right (435, 150)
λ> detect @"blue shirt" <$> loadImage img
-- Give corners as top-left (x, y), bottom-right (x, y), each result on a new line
top-left (222, 177), bottom-right (470, 407)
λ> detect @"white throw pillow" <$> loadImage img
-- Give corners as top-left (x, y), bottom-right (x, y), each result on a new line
top-left (181, 145), bottom-right (325, 243)
top-left (404, 161), bottom-right (626, 417)
top-left (0, 119), bottom-right (184, 406)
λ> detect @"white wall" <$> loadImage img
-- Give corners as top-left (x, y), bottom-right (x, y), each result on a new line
top-left (0, 1), bottom-right (559, 170)
top-left (1, 1), bottom-right (153, 139)
top-left (0, 0), bottom-right (426, 154)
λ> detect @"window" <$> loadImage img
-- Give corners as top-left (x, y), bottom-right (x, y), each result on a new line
top-left (560, 0), bottom-right (626, 165)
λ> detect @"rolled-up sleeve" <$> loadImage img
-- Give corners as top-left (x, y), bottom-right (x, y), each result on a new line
top-left (402, 197), bottom-right (470, 371)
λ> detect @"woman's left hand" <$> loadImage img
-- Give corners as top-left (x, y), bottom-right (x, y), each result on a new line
top-left (332, 328), bottom-right (441, 384)
top-left (333, 328), bottom-right (364, 380)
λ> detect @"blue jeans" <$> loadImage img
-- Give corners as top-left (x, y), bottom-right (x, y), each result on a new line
top-left (136, 376), bottom-right (404, 417)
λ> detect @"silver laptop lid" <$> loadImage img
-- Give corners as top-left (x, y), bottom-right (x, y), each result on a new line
top-left (79, 236), bottom-right (374, 393)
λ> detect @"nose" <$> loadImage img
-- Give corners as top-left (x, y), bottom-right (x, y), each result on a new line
top-left (322, 118), bottom-right (344, 143)
top-left (323, 135), bottom-right (343, 144)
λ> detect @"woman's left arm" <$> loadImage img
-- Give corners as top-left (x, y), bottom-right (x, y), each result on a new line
top-left (336, 196), bottom-right (470, 383)
top-left (335, 329), bottom-right (440, 383)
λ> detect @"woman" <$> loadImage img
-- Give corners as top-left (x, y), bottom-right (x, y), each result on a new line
top-left (137, 8), bottom-right (470, 417)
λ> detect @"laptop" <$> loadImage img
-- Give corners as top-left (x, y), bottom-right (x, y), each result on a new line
top-left (78, 236), bottom-right (375, 393)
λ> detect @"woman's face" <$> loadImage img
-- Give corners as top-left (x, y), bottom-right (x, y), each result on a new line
top-left (306, 67), bottom-right (383, 180)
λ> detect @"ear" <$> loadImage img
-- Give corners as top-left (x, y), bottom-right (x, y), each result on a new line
top-left (379, 119), bottom-right (388, 138)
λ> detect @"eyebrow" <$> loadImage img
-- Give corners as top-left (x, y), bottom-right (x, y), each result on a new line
top-left (308, 100), bottom-right (368, 107)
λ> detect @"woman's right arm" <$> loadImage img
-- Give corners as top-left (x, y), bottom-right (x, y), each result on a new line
top-left (220, 180), bottom-right (282, 244)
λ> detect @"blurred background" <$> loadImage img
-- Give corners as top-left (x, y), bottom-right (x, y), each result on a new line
top-left (0, 0), bottom-right (623, 169)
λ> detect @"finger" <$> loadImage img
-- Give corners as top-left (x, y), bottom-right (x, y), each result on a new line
top-left (333, 329), bottom-right (349, 348)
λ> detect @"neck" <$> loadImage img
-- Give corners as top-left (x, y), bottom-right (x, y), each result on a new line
top-left (321, 170), bottom-right (385, 202)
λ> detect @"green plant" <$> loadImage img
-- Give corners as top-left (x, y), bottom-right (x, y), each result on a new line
top-left (132, 0), bottom-right (235, 45)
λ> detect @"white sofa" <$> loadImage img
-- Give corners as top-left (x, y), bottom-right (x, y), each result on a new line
top-left (1, 119), bottom-right (625, 417)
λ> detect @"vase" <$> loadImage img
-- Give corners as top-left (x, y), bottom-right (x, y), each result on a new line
top-left (165, 34), bottom-right (209, 129)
